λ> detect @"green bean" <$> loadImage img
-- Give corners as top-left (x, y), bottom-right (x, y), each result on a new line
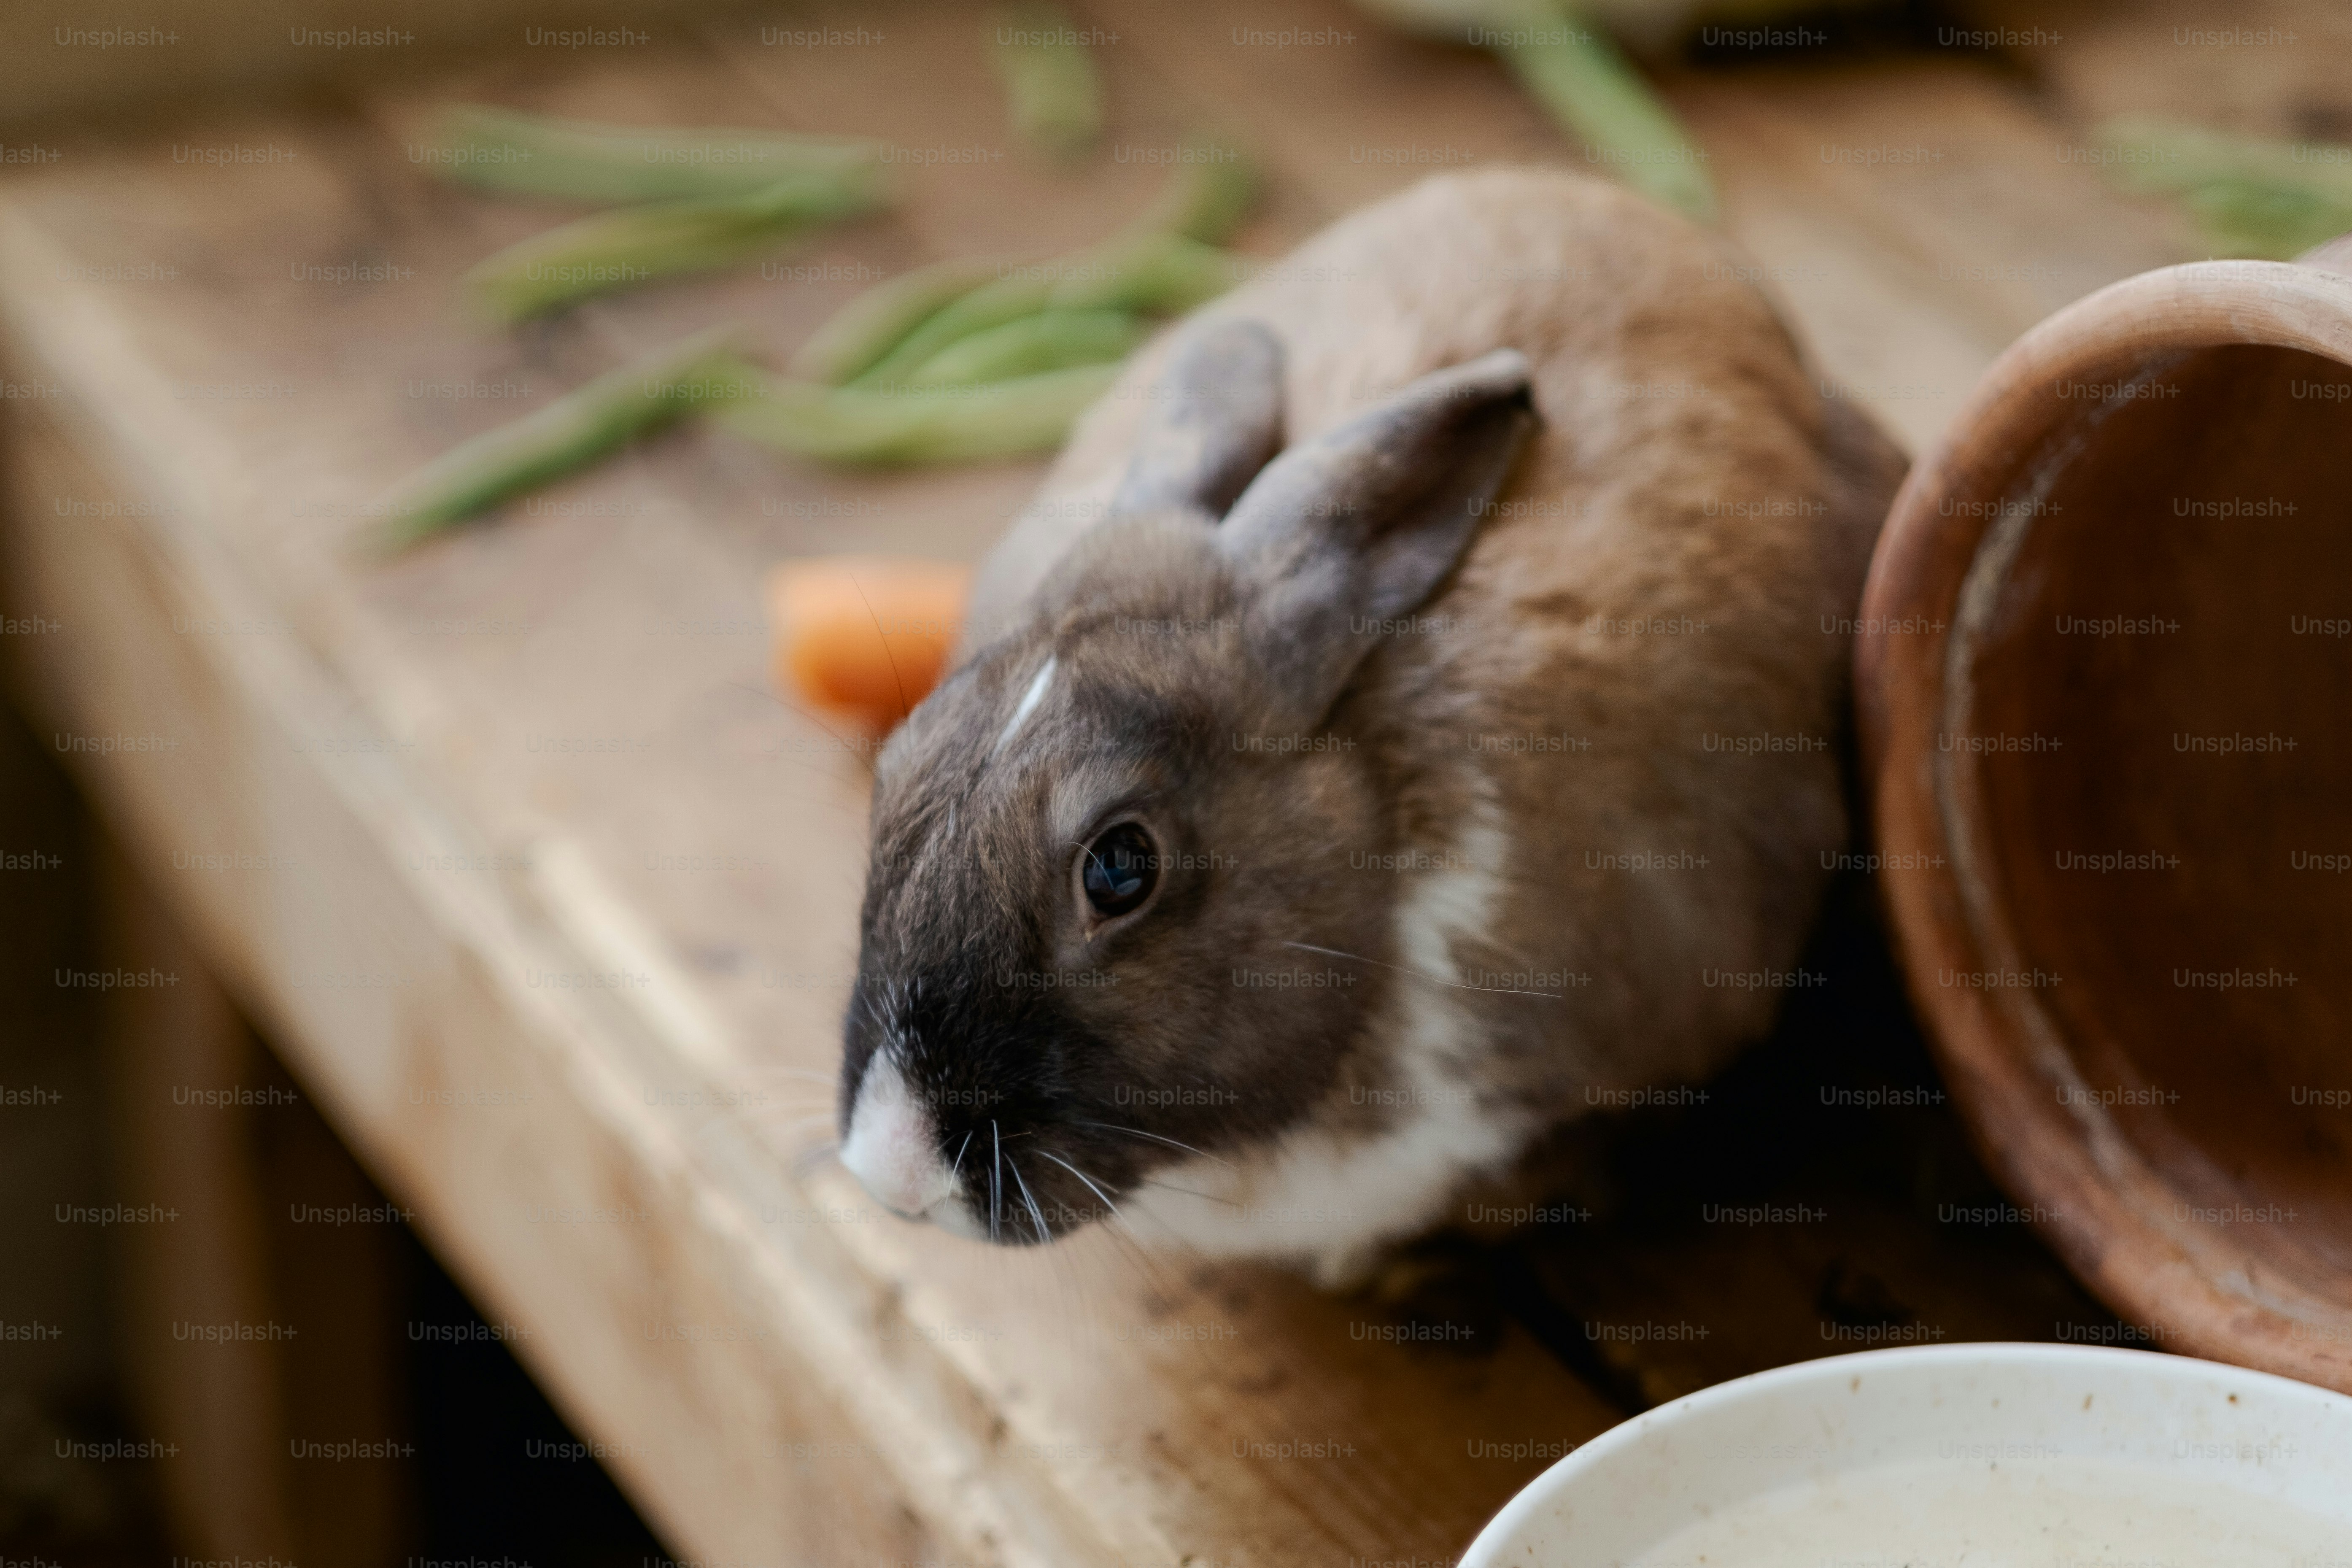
top-left (1049, 233), bottom-right (1236, 313)
top-left (2181, 180), bottom-right (2352, 259)
top-left (2093, 116), bottom-right (2352, 258)
top-left (792, 156), bottom-right (1253, 389)
top-left (377, 328), bottom-right (751, 546)
top-left (1489, 17), bottom-right (1715, 222)
top-left (466, 171), bottom-right (889, 321)
top-left (848, 230), bottom-right (1226, 387)
top-left (787, 254), bottom-right (1014, 383)
top-left (427, 103), bottom-right (883, 205)
top-left (990, 4), bottom-right (1104, 158)
top-left (1126, 145), bottom-right (1260, 244)
top-left (905, 308), bottom-right (1143, 385)
top-left (1351, 0), bottom-right (1711, 221)
top-left (715, 363), bottom-right (1121, 464)
top-left (844, 269), bottom-right (1066, 388)
top-left (2096, 116), bottom-right (2352, 203)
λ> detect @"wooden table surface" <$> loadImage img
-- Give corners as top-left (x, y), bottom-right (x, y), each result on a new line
top-left (1, 0), bottom-right (2338, 1562)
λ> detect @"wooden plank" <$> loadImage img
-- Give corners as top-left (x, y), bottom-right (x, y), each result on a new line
top-left (2, 393), bottom-right (1621, 1563)
top-left (1090, 0), bottom-right (2195, 455)
top-left (0, 0), bottom-right (753, 132)
top-left (0, 400), bottom-right (984, 1566)
top-left (1965, 0), bottom-right (2352, 143)
top-left (1672, 58), bottom-right (2193, 453)
top-left (0, 24), bottom-right (1625, 1563)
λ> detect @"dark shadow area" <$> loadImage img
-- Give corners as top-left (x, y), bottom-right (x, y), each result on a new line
top-left (0, 685), bottom-right (669, 1568)
top-left (1359, 869), bottom-right (2127, 1414)
top-left (1679, 0), bottom-right (2015, 69)
top-left (405, 1233), bottom-right (672, 1568)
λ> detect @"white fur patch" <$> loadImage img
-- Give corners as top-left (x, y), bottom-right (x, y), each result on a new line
top-left (995, 654), bottom-right (1057, 753)
top-left (839, 1052), bottom-right (959, 1219)
top-left (1117, 796), bottom-right (1525, 1282)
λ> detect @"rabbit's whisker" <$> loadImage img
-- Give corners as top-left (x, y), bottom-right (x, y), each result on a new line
top-left (1036, 1150), bottom-right (1123, 1227)
top-left (1137, 1177), bottom-right (1242, 1209)
top-left (843, 569), bottom-right (914, 725)
top-left (1069, 1119), bottom-right (1236, 1170)
top-left (1008, 1155), bottom-right (1052, 1243)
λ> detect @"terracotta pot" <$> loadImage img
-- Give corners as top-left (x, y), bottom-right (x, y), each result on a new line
top-left (1858, 239), bottom-right (2352, 1393)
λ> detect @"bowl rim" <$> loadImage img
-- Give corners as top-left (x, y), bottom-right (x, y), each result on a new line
top-left (1855, 258), bottom-right (2352, 1396)
top-left (1460, 1340), bottom-right (2352, 1565)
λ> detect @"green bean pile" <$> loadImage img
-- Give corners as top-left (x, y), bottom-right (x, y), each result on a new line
top-left (383, 154), bottom-right (1257, 543)
top-left (428, 104), bottom-right (892, 320)
top-left (2093, 115), bottom-right (2352, 259)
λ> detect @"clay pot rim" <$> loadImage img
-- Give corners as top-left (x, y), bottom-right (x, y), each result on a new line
top-left (1858, 257), bottom-right (2352, 1394)
top-left (1883, 259), bottom-right (2352, 540)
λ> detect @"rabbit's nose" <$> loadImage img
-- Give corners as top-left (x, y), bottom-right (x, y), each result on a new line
top-left (840, 1055), bottom-right (957, 1218)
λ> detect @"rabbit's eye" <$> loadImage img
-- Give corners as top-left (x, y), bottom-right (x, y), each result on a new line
top-left (1081, 823), bottom-right (1158, 918)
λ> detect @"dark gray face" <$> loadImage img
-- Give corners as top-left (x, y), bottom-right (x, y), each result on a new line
top-left (835, 322), bottom-right (1537, 1244)
top-left (839, 514), bottom-right (1383, 1243)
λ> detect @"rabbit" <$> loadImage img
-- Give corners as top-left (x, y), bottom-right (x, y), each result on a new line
top-left (835, 165), bottom-right (1905, 1286)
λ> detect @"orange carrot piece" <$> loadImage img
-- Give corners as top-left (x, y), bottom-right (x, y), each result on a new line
top-left (766, 556), bottom-right (974, 737)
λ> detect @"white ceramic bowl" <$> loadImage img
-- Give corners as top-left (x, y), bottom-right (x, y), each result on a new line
top-left (1462, 1344), bottom-right (2352, 1567)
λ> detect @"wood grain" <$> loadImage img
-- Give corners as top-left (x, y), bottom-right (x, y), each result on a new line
top-left (0, 0), bottom-right (2322, 1560)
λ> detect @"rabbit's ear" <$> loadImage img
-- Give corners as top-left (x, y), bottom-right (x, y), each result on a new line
top-left (1111, 319), bottom-right (1287, 520)
top-left (1217, 350), bottom-right (1535, 727)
